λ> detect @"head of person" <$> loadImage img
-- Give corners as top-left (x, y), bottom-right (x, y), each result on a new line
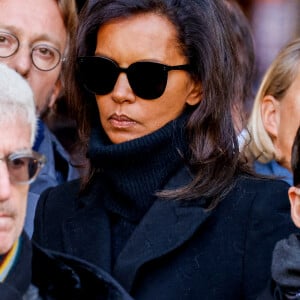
top-left (0, 0), bottom-right (78, 118)
top-left (244, 38), bottom-right (300, 171)
top-left (68, 0), bottom-right (245, 206)
top-left (0, 63), bottom-right (45, 255)
top-left (288, 125), bottom-right (300, 227)
top-left (224, 0), bottom-right (255, 134)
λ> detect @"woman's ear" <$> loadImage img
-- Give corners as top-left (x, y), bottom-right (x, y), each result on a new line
top-left (289, 186), bottom-right (300, 228)
top-left (261, 95), bottom-right (280, 139)
top-left (186, 81), bottom-right (202, 106)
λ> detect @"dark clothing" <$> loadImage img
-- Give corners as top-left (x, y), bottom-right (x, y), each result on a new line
top-left (258, 234), bottom-right (300, 300)
top-left (0, 232), bottom-right (133, 300)
top-left (33, 171), bottom-right (298, 300)
top-left (0, 233), bottom-right (32, 300)
top-left (33, 117), bottom-right (298, 300)
top-left (26, 120), bottom-right (79, 238)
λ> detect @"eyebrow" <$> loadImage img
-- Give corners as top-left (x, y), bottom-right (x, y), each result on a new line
top-left (0, 24), bottom-right (65, 51)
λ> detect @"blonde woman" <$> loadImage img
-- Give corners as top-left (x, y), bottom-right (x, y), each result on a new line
top-left (243, 38), bottom-right (300, 185)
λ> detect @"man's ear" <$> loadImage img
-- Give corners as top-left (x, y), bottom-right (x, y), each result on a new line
top-left (48, 78), bottom-right (62, 108)
top-left (289, 186), bottom-right (300, 228)
top-left (186, 82), bottom-right (203, 106)
top-left (261, 95), bottom-right (280, 139)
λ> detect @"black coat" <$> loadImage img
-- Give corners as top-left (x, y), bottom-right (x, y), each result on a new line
top-left (0, 232), bottom-right (133, 300)
top-left (33, 167), bottom-right (299, 300)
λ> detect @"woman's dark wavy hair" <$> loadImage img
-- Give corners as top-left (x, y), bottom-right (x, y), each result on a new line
top-left (66, 0), bottom-right (251, 209)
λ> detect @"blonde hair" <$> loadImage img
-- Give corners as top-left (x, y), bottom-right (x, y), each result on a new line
top-left (244, 38), bottom-right (300, 163)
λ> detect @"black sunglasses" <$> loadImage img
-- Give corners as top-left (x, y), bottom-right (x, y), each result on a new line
top-left (77, 56), bottom-right (190, 100)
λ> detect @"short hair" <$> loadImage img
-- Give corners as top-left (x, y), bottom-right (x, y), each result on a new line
top-left (291, 125), bottom-right (300, 186)
top-left (244, 38), bottom-right (300, 163)
top-left (0, 63), bottom-right (36, 145)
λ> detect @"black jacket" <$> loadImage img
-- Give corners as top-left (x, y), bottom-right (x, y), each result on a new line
top-left (258, 234), bottom-right (300, 300)
top-left (33, 167), bottom-right (299, 300)
top-left (0, 232), bottom-right (133, 300)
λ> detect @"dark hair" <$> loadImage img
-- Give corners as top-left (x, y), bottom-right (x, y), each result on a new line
top-left (66, 0), bottom-right (250, 209)
top-left (224, 0), bottom-right (255, 131)
top-left (291, 126), bottom-right (300, 187)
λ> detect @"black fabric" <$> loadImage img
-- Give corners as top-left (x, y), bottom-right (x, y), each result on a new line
top-left (32, 242), bottom-right (133, 300)
top-left (0, 231), bottom-right (133, 299)
top-left (259, 233), bottom-right (300, 299)
top-left (0, 233), bottom-right (32, 300)
top-left (88, 113), bottom-right (189, 263)
top-left (33, 166), bottom-right (300, 300)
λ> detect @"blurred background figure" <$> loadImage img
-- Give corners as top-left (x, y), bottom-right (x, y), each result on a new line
top-left (237, 0), bottom-right (300, 91)
top-left (223, 0), bottom-right (256, 139)
top-left (250, 0), bottom-right (300, 88)
top-left (242, 38), bottom-right (300, 186)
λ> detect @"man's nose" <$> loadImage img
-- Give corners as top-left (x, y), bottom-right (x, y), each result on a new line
top-left (0, 162), bottom-right (11, 201)
top-left (5, 46), bottom-right (32, 77)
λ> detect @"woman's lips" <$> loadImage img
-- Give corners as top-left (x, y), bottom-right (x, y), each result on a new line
top-left (109, 114), bottom-right (137, 128)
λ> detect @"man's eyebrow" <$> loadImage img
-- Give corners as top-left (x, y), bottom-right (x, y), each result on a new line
top-left (0, 24), bottom-right (64, 51)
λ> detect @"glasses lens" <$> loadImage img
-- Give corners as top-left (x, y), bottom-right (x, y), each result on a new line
top-left (32, 45), bottom-right (61, 71)
top-left (7, 152), bottom-right (45, 184)
top-left (78, 57), bottom-right (119, 95)
top-left (128, 62), bottom-right (167, 100)
top-left (0, 31), bottom-right (19, 58)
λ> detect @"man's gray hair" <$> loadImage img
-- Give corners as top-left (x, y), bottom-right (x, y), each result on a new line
top-left (0, 63), bottom-right (36, 145)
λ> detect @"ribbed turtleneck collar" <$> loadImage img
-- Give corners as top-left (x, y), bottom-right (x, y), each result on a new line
top-left (87, 112), bottom-right (190, 221)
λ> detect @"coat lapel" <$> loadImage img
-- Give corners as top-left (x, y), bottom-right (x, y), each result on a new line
top-left (62, 188), bottom-right (112, 272)
top-left (114, 167), bottom-right (211, 291)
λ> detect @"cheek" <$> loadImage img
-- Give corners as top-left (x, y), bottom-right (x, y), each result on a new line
top-left (16, 187), bottom-right (29, 230)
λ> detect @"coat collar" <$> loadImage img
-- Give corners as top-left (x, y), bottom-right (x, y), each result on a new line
top-left (113, 195), bottom-right (210, 290)
top-left (62, 167), bottom-right (211, 291)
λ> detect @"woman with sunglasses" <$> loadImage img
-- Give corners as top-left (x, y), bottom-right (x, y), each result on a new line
top-left (32, 0), bottom-right (298, 299)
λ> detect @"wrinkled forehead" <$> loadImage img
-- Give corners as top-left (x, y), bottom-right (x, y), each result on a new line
top-left (0, 0), bottom-right (68, 52)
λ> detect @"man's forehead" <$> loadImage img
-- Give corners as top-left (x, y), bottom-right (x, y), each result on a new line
top-left (0, 0), bottom-right (67, 49)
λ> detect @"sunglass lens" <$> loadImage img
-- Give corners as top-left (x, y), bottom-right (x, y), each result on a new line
top-left (129, 62), bottom-right (167, 99)
top-left (78, 57), bottom-right (118, 95)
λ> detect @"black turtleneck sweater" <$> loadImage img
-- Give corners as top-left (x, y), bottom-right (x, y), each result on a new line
top-left (87, 113), bottom-right (190, 267)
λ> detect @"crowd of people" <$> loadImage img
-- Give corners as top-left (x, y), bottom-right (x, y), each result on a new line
top-left (1, 0), bottom-right (300, 299)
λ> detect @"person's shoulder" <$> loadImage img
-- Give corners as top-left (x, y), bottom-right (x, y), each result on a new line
top-left (31, 242), bottom-right (134, 300)
top-left (41, 178), bottom-right (81, 200)
top-left (235, 173), bottom-right (289, 193)
top-left (223, 173), bottom-right (290, 212)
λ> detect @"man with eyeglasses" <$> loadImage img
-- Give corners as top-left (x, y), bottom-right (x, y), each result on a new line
top-left (0, 0), bottom-right (80, 237)
top-left (0, 62), bottom-right (132, 300)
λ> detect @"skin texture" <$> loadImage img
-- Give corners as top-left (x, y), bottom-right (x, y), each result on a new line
top-left (289, 186), bottom-right (300, 227)
top-left (0, 119), bottom-right (31, 255)
top-left (0, 0), bottom-right (67, 116)
top-left (94, 13), bottom-right (201, 144)
top-left (262, 70), bottom-right (300, 170)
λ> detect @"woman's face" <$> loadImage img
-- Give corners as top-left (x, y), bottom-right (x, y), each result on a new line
top-left (274, 72), bottom-right (300, 169)
top-left (262, 69), bottom-right (300, 170)
top-left (94, 13), bottom-right (201, 144)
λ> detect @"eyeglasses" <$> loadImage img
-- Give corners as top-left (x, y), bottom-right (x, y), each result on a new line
top-left (0, 150), bottom-right (46, 185)
top-left (77, 56), bottom-right (190, 100)
top-left (0, 31), bottom-right (64, 71)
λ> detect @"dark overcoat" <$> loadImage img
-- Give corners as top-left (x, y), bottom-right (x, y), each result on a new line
top-left (0, 232), bottom-right (133, 300)
top-left (33, 167), bottom-right (299, 300)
